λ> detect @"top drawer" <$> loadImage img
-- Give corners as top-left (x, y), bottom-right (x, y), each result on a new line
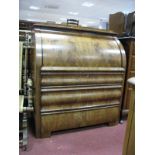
top-left (41, 66), bottom-right (125, 87)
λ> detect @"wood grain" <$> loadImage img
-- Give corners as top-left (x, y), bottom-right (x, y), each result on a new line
top-left (31, 24), bottom-right (126, 138)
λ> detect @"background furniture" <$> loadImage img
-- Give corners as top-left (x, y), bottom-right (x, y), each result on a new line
top-left (109, 12), bottom-right (125, 35)
top-left (19, 32), bottom-right (34, 150)
top-left (109, 12), bottom-right (135, 37)
top-left (119, 37), bottom-right (135, 119)
top-left (122, 77), bottom-right (135, 155)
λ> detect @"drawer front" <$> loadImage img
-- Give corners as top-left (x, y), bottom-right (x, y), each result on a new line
top-left (41, 106), bottom-right (120, 134)
top-left (41, 73), bottom-right (124, 86)
top-left (40, 67), bottom-right (124, 109)
top-left (41, 66), bottom-right (125, 87)
top-left (41, 86), bottom-right (122, 108)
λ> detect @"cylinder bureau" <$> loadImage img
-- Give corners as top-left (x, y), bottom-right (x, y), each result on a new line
top-left (30, 24), bottom-right (126, 138)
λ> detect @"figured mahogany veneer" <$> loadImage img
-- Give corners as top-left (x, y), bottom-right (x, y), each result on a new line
top-left (30, 24), bottom-right (126, 138)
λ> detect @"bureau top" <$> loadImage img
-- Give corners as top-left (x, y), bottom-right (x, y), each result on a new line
top-left (33, 23), bottom-right (117, 36)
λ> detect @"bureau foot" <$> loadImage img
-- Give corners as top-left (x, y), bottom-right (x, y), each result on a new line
top-left (41, 131), bottom-right (51, 138)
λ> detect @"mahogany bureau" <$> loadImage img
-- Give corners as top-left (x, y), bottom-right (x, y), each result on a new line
top-left (29, 24), bottom-right (126, 138)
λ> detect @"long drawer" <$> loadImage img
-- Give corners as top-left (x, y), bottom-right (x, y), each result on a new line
top-left (41, 106), bottom-right (120, 137)
top-left (41, 85), bottom-right (122, 106)
top-left (40, 67), bottom-right (125, 87)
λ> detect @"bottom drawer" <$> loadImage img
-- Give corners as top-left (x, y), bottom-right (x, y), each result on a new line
top-left (40, 106), bottom-right (120, 138)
